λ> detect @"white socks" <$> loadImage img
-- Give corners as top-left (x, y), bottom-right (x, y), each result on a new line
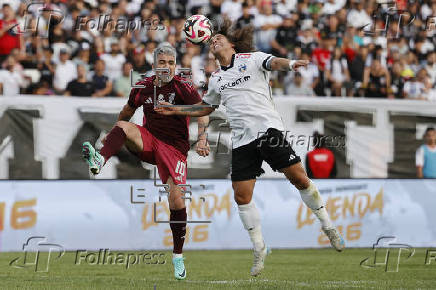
top-left (238, 200), bottom-right (265, 251)
top-left (299, 180), bottom-right (333, 230)
top-left (173, 253), bottom-right (183, 259)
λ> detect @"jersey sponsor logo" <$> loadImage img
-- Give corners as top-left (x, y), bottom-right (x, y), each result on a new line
top-left (238, 53), bottom-right (251, 59)
top-left (218, 75), bottom-right (251, 93)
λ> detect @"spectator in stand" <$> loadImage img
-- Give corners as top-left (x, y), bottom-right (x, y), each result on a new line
top-left (390, 61), bottom-right (405, 99)
top-left (325, 47), bottom-right (350, 96)
top-left (235, 2), bottom-right (255, 29)
top-left (254, 0), bottom-right (282, 53)
top-left (100, 42), bottom-right (126, 81)
top-left (73, 42), bottom-right (92, 72)
top-left (321, 15), bottom-right (344, 47)
top-left (403, 74), bottom-right (426, 100)
top-left (285, 52), bottom-right (319, 95)
top-left (64, 64), bottom-right (95, 97)
top-left (363, 58), bottom-right (392, 98)
top-left (90, 59), bottom-right (113, 97)
top-left (53, 48), bottom-right (77, 94)
top-left (297, 20), bottom-right (317, 55)
top-left (276, 0), bottom-right (297, 16)
top-left (424, 52), bottom-right (436, 87)
top-left (305, 131), bottom-right (337, 179)
top-left (0, 4), bottom-right (23, 64)
top-left (312, 37), bottom-right (332, 96)
top-left (347, 0), bottom-right (372, 30)
top-left (271, 14), bottom-right (297, 58)
top-left (130, 45), bottom-right (150, 75)
top-left (144, 40), bottom-right (157, 72)
top-left (0, 55), bottom-right (25, 95)
top-left (221, 0), bottom-right (242, 22)
top-left (417, 68), bottom-right (432, 97)
top-left (284, 72), bottom-right (314, 96)
top-left (321, 0), bottom-right (346, 15)
top-left (36, 47), bottom-right (55, 92)
top-left (114, 62), bottom-right (139, 97)
top-left (416, 127), bottom-right (436, 178)
top-left (349, 45), bottom-right (368, 96)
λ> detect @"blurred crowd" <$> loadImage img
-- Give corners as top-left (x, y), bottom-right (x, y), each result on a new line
top-left (0, 0), bottom-right (435, 100)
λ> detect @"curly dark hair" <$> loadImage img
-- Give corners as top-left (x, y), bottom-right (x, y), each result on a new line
top-left (213, 17), bottom-right (255, 53)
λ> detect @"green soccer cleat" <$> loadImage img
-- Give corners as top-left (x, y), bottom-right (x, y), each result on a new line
top-left (172, 257), bottom-right (186, 280)
top-left (323, 227), bottom-right (345, 252)
top-left (250, 245), bottom-right (271, 277)
top-left (82, 141), bottom-right (104, 175)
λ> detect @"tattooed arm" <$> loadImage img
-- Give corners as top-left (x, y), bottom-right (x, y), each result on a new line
top-left (196, 116), bottom-right (210, 157)
top-left (154, 101), bottom-right (215, 117)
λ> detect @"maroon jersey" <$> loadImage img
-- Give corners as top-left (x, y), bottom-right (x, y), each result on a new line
top-left (127, 75), bottom-right (202, 156)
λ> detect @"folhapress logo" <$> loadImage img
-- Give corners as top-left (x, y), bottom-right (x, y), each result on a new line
top-left (9, 236), bottom-right (65, 272)
top-left (360, 236), bottom-right (415, 272)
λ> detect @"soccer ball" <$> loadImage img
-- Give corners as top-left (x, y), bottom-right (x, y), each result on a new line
top-left (184, 15), bottom-right (212, 44)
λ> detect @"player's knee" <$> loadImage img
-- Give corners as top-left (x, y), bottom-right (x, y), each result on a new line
top-left (234, 192), bottom-right (251, 205)
top-left (288, 173), bottom-right (310, 190)
top-left (115, 121), bottom-right (132, 135)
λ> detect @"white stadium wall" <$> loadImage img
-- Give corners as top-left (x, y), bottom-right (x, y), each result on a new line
top-left (0, 179), bottom-right (435, 252)
top-left (1, 95), bottom-right (436, 179)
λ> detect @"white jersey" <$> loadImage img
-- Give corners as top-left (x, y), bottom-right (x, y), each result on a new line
top-left (203, 52), bottom-right (285, 149)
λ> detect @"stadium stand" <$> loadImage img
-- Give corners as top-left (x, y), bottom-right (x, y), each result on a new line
top-left (0, 0), bottom-right (434, 99)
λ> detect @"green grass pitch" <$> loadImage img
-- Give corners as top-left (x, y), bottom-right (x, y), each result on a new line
top-left (1, 248), bottom-right (435, 289)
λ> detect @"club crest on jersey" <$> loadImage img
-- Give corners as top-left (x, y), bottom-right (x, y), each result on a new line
top-left (238, 64), bottom-right (247, 73)
top-left (158, 94), bottom-right (165, 102)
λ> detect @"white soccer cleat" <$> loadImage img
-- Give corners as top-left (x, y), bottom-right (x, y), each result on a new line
top-left (323, 227), bottom-right (345, 252)
top-left (250, 244), bottom-right (270, 276)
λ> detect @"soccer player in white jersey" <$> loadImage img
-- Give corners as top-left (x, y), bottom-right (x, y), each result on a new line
top-left (155, 19), bottom-right (345, 276)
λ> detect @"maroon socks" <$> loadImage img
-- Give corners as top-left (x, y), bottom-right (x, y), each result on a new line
top-left (170, 208), bottom-right (187, 254)
top-left (100, 126), bottom-right (127, 163)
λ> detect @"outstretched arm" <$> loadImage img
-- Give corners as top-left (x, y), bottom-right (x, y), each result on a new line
top-left (269, 57), bottom-right (309, 71)
top-left (154, 101), bottom-right (215, 117)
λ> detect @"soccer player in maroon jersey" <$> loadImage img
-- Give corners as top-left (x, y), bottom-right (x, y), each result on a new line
top-left (82, 44), bottom-right (208, 280)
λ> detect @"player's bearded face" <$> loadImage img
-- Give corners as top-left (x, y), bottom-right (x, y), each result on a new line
top-left (154, 54), bottom-right (176, 83)
top-left (210, 34), bottom-right (233, 56)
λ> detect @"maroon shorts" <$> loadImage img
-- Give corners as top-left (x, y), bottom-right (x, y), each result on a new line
top-left (134, 125), bottom-right (187, 185)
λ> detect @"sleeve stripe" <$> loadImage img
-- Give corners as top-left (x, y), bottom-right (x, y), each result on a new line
top-left (262, 55), bottom-right (274, 71)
